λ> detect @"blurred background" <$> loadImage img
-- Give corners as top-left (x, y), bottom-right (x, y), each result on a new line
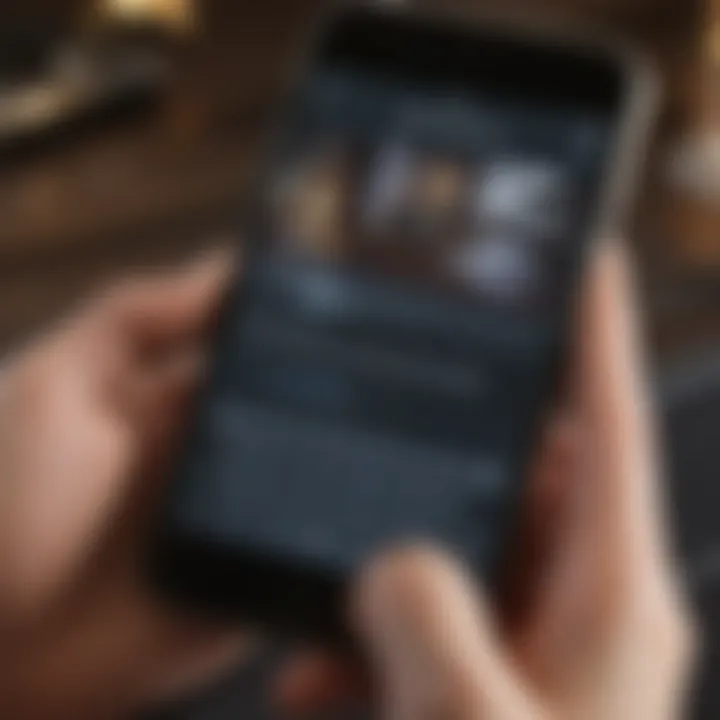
top-left (0, 0), bottom-right (718, 356)
top-left (1, 0), bottom-right (720, 718)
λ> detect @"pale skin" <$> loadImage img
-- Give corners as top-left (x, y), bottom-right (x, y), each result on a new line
top-left (0, 243), bottom-right (696, 719)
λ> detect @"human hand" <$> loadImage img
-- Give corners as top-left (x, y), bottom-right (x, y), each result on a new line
top-left (0, 254), bottom-right (250, 719)
top-left (280, 242), bottom-right (697, 720)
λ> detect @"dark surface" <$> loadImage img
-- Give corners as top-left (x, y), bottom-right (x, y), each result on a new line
top-left (664, 354), bottom-right (720, 720)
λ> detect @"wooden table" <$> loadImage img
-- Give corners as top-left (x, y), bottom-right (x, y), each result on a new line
top-left (0, 0), bottom-right (324, 350)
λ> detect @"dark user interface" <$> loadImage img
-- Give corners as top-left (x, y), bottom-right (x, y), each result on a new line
top-left (170, 48), bottom-right (615, 573)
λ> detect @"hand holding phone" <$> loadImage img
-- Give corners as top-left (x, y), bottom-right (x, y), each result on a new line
top-left (152, 5), bottom-right (657, 637)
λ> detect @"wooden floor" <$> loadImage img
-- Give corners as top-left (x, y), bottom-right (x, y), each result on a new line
top-left (0, 0), bottom-right (718, 366)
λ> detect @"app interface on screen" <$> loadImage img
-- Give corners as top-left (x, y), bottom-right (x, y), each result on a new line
top-left (172, 63), bottom-right (614, 569)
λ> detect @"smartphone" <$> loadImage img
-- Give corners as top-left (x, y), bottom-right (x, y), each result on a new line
top-left (152, 5), bottom-right (657, 637)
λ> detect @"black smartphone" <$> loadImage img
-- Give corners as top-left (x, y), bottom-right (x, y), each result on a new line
top-left (152, 5), bottom-right (657, 637)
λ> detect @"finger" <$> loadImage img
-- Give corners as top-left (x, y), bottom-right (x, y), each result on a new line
top-left (519, 243), bottom-right (664, 672)
top-left (354, 546), bottom-right (540, 720)
top-left (500, 417), bottom-right (578, 630)
top-left (272, 650), bottom-right (364, 717)
top-left (574, 241), bottom-right (667, 586)
top-left (134, 347), bottom-right (203, 452)
top-left (120, 351), bottom-right (204, 537)
top-left (103, 249), bottom-right (235, 351)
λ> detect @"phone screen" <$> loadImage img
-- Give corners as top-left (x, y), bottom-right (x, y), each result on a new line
top-left (165, 11), bottom-right (625, 575)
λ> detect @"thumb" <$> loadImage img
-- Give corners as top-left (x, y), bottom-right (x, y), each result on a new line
top-left (102, 249), bottom-right (234, 351)
top-left (354, 547), bottom-right (541, 720)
